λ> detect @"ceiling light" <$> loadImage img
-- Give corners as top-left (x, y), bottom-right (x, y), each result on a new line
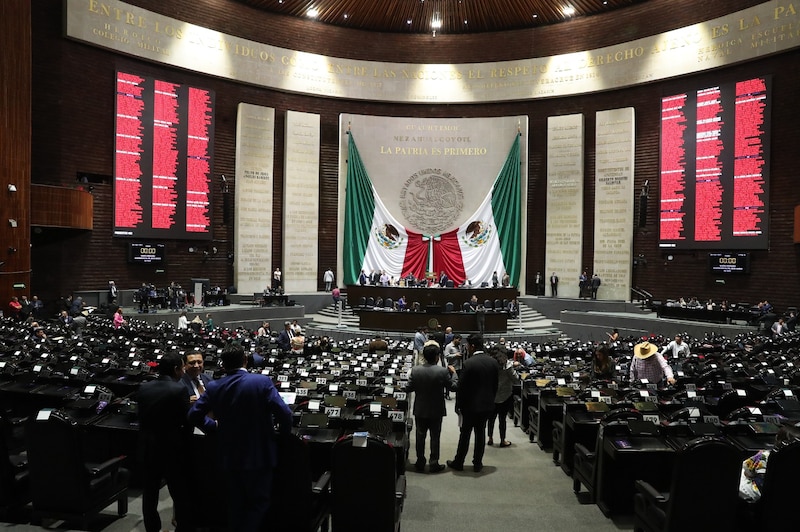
top-left (307, 7), bottom-right (319, 18)
top-left (563, 6), bottom-right (576, 17)
top-left (532, 14), bottom-right (538, 19)
top-left (8, 219), bottom-right (17, 228)
top-left (7, 184), bottom-right (16, 192)
top-left (343, 14), bottom-right (348, 19)
top-left (407, 19), bottom-right (412, 25)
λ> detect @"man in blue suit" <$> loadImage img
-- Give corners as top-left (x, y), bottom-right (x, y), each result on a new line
top-left (180, 350), bottom-right (211, 402)
top-left (188, 344), bottom-right (293, 531)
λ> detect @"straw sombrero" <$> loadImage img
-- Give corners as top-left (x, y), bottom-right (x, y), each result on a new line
top-left (634, 341), bottom-right (658, 359)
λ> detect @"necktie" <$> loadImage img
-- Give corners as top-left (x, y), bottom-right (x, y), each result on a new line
top-left (196, 378), bottom-right (205, 395)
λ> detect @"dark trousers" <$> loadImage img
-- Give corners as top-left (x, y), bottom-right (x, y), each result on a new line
top-left (487, 396), bottom-right (513, 441)
top-left (414, 416), bottom-right (443, 465)
top-left (453, 410), bottom-right (491, 467)
top-left (141, 456), bottom-right (190, 532)
top-left (551, 283), bottom-right (557, 296)
top-left (225, 467), bottom-right (273, 532)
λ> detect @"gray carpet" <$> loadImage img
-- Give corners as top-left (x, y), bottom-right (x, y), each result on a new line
top-left (401, 407), bottom-right (634, 532)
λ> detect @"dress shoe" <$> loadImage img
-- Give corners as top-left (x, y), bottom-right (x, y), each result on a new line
top-left (429, 463), bottom-right (446, 473)
top-left (414, 462), bottom-right (426, 472)
top-left (487, 438), bottom-right (494, 446)
top-left (499, 441), bottom-right (512, 448)
top-left (473, 463), bottom-right (483, 473)
top-left (446, 460), bottom-right (464, 471)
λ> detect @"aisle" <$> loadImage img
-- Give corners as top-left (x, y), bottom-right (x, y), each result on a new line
top-left (401, 401), bottom-right (634, 532)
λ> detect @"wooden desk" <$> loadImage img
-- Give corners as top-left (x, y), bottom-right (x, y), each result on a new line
top-left (352, 308), bottom-right (508, 333)
top-left (346, 285), bottom-right (518, 309)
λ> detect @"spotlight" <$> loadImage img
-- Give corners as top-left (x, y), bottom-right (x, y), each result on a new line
top-left (7, 184), bottom-right (17, 193)
top-left (188, 247), bottom-right (195, 253)
top-left (8, 219), bottom-right (17, 228)
top-left (8, 247), bottom-right (16, 253)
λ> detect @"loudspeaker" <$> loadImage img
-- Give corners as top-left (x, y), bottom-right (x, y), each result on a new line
top-left (638, 195), bottom-right (648, 227)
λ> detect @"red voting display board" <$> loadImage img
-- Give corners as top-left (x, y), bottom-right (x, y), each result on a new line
top-left (114, 71), bottom-right (214, 240)
top-left (659, 77), bottom-right (770, 250)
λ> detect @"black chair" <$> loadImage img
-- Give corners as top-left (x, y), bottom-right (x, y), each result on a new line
top-left (330, 433), bottom-right (406, 532)
top-left (267, 432), bottom-right (331, 532)
top-left (633, 437), bottom-right (741, 532)
top-left (0, 415), bottom-right (29, 520)
top-left (462, 302), bottom-right (471, 312)
top-left (445, 301), bottom-right (454, 312)
top-left (445, 280), bottom-right (454, 288)
top-left (385, 298), bottom-right (393, 309)
top-left (483, 299), bottom-right (492, 309)
top-left (375, 298), bottom-right (383, 308)
top-left (359, 296), bottom-right (366, 307)
top-left (366, 297), bottom-right (375, 307)
top-left (25, 409), bottom-right (129, 529)
top-left (494, 299), bottom-right (502, 311)
top-left (750, 439), bottom-right (800, 529)
top-left (573, 409), bottom-right (643, 502)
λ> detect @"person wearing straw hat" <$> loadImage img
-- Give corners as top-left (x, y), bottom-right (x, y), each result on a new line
top-left (630, 341), bottom-right (676, 386)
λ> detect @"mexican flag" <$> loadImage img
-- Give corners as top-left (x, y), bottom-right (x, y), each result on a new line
top-left (434, 134), bottom-right (522, 287)
top-left (343, 132), bottom-right (521, 287)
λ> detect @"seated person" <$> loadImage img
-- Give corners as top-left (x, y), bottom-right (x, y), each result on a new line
top-left (512, 348), bottom-right (533, 367)
top-left (368, 335), bottom-right (389, 354)
top-left (397, 295), bottom-right (406, 311)
top-left (739, 424), bottom-right (800, 502)
top-left (591, 345), bottom-right (615, 380)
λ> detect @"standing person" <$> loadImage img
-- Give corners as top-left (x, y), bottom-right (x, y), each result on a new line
top-left (113, 308), bottom-right (126, 329)
top-left (273, 267), bottom-right (282, 291)
top-left (439, 271), bottom-right (449, 287)
top-left (331, 286), bottom-right (341, 308)
top-left (413, 327), bottom-right (427, 365)
top-left (447, 334), bottom-right (499, 473)
top-left (578, 271), bottom-right (588, 299)
top-left (177, 311), bottom-right (189, 330)
top-left (8, 297), bottom-right (22, 320)
top-left (487, 347), bottom-right (518, 448)
top-left (406, 341), bottom-right (458, 473)
top-left (606, 328), bottom-right (619, 342)
top-left (660, 334), bottom-right (690, 359)
top-left (475, 301), bottom-right (486, 335)
top-left (631, 341), bottom-right (676, 386)
top-left (323, 268), bottom-right (334, 292)
top-left (137, 353), bottom-right (205, 532)
top-left (592, 344), bottom-right (616, 381)
top-left (181, 351), bottom-right (211, 403)
top-left (535, 272), bottom-right (543, 295)
top-left (205, 313), bottom-right (215, 332)
top-left (188, 344), bottom-right (293, 531)
top-left (444, 334), bottom-right (464, 373)
top-left (771, 317), bottom-right (786, 338)
top-left (590, 273), bottom-right (602, 300)
top-left (550, 272), bottom-right (559, 297)
top-left (501, 271), bottom-right (510, 287)
top-left (358, 269), bottom-right (368, 286)
top-left (107, 280), bottom-right (118, 305)
top-left (491, 271), bottom-right (499, 288)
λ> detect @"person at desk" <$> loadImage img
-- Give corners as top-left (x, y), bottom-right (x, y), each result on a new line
top-left (368, 334), bottom-right (388, 354)
top-left (631, 341), bottom-right (676, 386)
top-left (771, 317), bottom-right (786, 338)
top-left (113, 308), bottom-right (126, 329)
top-left (592, 345), bottom-right (616, 381)
top-left (181, 351), bottom-right (211, 403)
top-left (188, 344), bottom-right (293, 531)
top-left (467, 295), bottom-right (479, 312)
top-left (256, 321), bottom-right (271, 338)
top-left (739, 424), bottom-right (800, 503)
top-left (397, 295), bottom-right (407, 311)
top-left (406, 341), bottom-right (458, 473)
top-left (439, 271), bottom-right (449, 287)
top-left (660, 334), bottom-right (690, 359)
top-left (448, 334), bottom-right (498, 473)
top-left (205, 313), bottom-right (215, 332)
top-left (512, 347), bottom-right (533, 367)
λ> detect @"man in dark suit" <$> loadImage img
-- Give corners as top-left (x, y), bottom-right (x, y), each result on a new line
top-left (181, 350), bottom-right (211, 402)
top-left (550, 272), bottom-right (559, 297)
top-left (188, 344), bottom-right (293, 531)
top-left (448, 334), bottom-right (498, 473)
top-left (277, 321), bottom-right (293, 352)
top-left (406, 341), bottom-right (458, 473)
top-left (138, 353), bottom-right (211, 532)
top-left (439, 271), bottom-right (449, 286)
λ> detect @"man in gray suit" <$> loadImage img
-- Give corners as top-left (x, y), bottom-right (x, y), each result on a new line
top-left (448, 334), bottom-right (498, 473)
top-left (406, 340), bottom-right (458, 473)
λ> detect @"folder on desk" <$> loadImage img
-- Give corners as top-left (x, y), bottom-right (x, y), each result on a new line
top-left (299, 413), bottom-right (329, 428)
top-left (749, 422), bottom-right (779, 435)
top-left (633, 401), bottom-right (659, 412)
top-left (585, 401), bottom-right (610, 413)
top-left (628, 420), bottom-right (659, 436)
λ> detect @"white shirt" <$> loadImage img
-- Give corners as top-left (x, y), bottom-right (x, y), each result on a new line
top-left (661, 340), bottom-right (689, 359)
top-left (178, 315), bottom-right (188, 330)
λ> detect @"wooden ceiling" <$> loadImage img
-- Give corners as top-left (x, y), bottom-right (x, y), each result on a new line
top-left (235, 0), bottom-right (650, 35)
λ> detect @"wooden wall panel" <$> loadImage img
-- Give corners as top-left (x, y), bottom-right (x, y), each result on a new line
top-left (30, 185), bottom-right (93, 229)
top-left (26, 0), bottom-right (800, 311)
top-left (0, 0), bottom-right (31, 306)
